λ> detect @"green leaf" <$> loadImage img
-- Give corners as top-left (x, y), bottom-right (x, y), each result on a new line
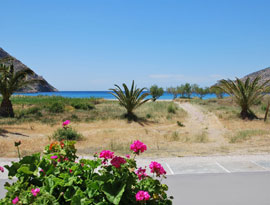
top-left (17, 164), bottom-right (33, 175)
top-left (102, 182), bottom-right (126, 205)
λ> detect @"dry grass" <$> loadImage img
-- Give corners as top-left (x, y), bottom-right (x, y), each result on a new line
top-left (2, 98), bottom-right (270, 158)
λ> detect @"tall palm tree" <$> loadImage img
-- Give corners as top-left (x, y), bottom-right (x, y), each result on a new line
top-left (216, 76), bottom-right (270, 119)
top-left (0, 63), bottom-right (41, 117)
top-left (110, 80), bottom-right (149, 120)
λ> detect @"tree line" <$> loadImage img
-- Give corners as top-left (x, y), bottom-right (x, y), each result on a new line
top-left (150, 83), bottom-right (224, 101)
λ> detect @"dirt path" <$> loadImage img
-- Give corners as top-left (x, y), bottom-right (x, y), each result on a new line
top-left (176, 102), bottom-right (228, 143)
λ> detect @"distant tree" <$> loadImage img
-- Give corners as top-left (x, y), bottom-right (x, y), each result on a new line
top-left (216, 77), bottom-right (270, 119)
top-left (176, 85), bottom-right (185, 98)
top-left (184, 83), bottom-right (192, 98)
top-left (110, 80), bottom-right (149, 120)
top-left (197, 87), bottom-right (210, 99)
top-left (166, 87), bottom-right (178, 99)
top-left (150, 85), bottom-right (164, 101)
top-left (0, 63), bottom-right (41, 117)
top-left (210, 86), bottom-right (224, 99)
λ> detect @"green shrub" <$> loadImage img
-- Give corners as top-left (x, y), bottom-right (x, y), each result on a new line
top-left (71, 102), bottom-right (94, 110)
top-left (16, 107), bottom-right (43, 119)
top-left (167, 103), bottom-right (177, 114)
top-left (177, 121), bottom-right (184, 127)
top-left (48, 102), bottom-right (65, 113)
top-left (261, 104), bottom-right (267, 111)
top-left (1, 140), bottom-right (173, 204)
top-left (146, 113), bottom-right (152, 119)
top-left (53, 127), bottom-right (82, 141)
top-left (230, 129), bottom-right (269, 143)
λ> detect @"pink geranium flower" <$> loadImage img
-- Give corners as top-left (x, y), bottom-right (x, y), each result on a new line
top-left (135, 167), bottom-right (148, 180)
top-left (31, 188), bottom-right (40, 196)
top-left (149, 161), bottom-right (166, 176)
top-left (99, 150), bottom-right (114, 159)
top-left (50, 155), bottom-right (58, 159)
top-left (135, 191), bottom-right (150, 201)
top-left (62, 120), bottom-right (70, 127)
top-left (130, 140), bottom-right (147, 155)
top-left (111, 156), bottom-right (126, 168)
top-left (0, 166), bottom-right (4, 173)
top-left (12, 196), bottom-right (19, 204)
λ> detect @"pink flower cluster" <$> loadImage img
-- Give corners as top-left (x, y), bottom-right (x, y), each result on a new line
top-left (130, 140), bottom-right (147, 154)
top-left (12, 196), bottom-right (19, 204)
top-left (99, 150), bottom-right (114, 159)
top-left (31, 188), bottom-right (40, 197)
top-left (50, 155), bottom-right (58, 159)
top-left (135, 190), bottom-right (150, 201)
top-left (0, 166), bottom-right (4, 173)
top-left (111, 156), bottom-right (126, 168)
top-left (149, 161), bottom-right (166, 176)
top-left (62, 120), bottom-right (70, 127)
top-left (135, 167), bottom-right (147, 180)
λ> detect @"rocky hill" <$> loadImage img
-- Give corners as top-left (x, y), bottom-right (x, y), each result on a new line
top-left (0, 47), bottom-right (57, 93)
top-left (241, 67), bottom-right (270, 84)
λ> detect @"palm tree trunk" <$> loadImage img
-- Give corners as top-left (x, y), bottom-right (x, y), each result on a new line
top-left (240, 108), bottom-right (249, 119)
top-left (0, 97), bottom-right (14, 117)
top-left (264, 102), bottom-right (270, 122)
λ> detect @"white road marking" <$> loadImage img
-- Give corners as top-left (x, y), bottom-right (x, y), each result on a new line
top-left (166, 163), bottom-right (174, 175)
top-left (215, 162), bottom-right (231, 173)
top-left (250, 160), bottom-right (267, 170)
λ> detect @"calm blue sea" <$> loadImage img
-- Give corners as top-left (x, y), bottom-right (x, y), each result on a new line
top-left (14, 91), bottom-right (221, 100)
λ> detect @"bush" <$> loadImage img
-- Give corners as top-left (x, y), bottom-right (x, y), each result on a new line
top-left (49, 102), bottom-right (65, 113)
top-left (53, 127), bottom-right (82, 141)
top-left (71, 102), bottom-right (94, 110)
top-left (167, 103), bottom-right (177, 114)
top-left (16, 107), bottom-right (43, 119)
top-left (1, 140), bottom-right (173, 204)
top-left (146, 113), bottom-right (152, 119)
top-left (177, 121), bottom-right (184, 127)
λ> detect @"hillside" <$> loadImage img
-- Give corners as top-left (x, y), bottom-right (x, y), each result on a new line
top-left (0, 47), bottom-right (57, 93)
top-left (241, 67), bottom-right (270, 83)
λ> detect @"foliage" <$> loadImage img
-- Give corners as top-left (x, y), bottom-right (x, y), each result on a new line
top-left (1, 140), bottom-right (173, 204)
top-left (52, 122), bottom-right (82, 141)
top-left (71, 102), bottom-right (94, 110)
top-left (183, 83), bottom-right (192, 98)
top-left (0, 63), bottom-right (41, 117)
top-left (176, 85), bottom-right (185, 98)
top-left (216, 76), bottom-right (270, 119)
top-left (177, 121), bottom-right (184, 127)
top-left (17, 106), bottom-right (42, 119)
top-left (167, 103), bottom-right (177, 114)
top-left (229, 129), bottom-right (269, 143)
top-left (166, 87), bottom-right (178, 99)
top-left (109, 80), bottom-right (149, 120)
top-left (193, 86), bottom-right (210, 99)
top-left (210, 87), bottom-right (224, 99)
top-left (149, 85), bottom-right (164, 101)
top-left (48, 102), bottom-right (65, 113)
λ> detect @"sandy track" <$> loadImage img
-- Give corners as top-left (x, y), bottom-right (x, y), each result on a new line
top-left (176, 102), bottom-right (228, 143)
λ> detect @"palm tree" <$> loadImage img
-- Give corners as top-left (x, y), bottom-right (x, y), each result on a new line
top-left (109, 80), bottom-right (149, 120)
top-left (216, 76), bottom-right (270, 119)
top-left (0, 63), bottom-right (41, 117)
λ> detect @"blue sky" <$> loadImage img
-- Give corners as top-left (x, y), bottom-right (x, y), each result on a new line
top-left (1, 0), bottom-right (270, 91)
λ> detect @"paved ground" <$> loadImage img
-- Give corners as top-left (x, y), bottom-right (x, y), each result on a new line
top-left (166, 172), bottom-right (270, 205)
top-left (1, 155), bottom-right (270, 204)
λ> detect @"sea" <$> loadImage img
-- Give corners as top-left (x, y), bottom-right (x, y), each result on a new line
top-left (14, 91), bottom-right (223, 100)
